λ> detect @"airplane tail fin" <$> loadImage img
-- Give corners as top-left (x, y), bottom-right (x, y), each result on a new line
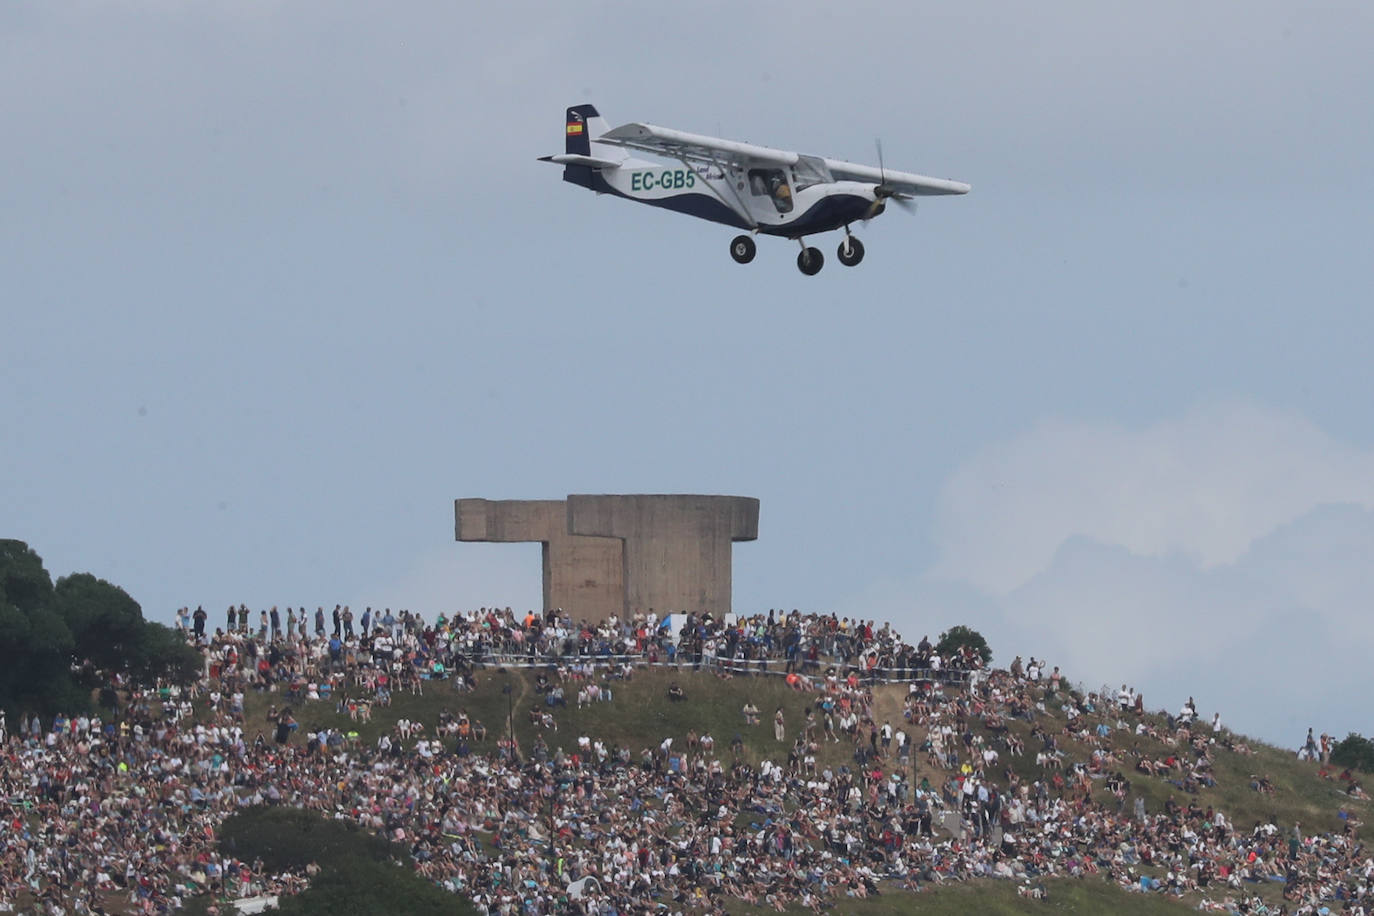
top-left (565, 104), bottom-right (617, 159)
top-left (552, 105), bottom-right (624, 190)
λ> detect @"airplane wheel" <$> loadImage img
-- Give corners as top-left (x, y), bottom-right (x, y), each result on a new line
top-left (797, 247), bottom-right (824, 276)
top-left (837, 237), bottom-right (865, 267)
top-left (730, 235), bottom-right (756, 264)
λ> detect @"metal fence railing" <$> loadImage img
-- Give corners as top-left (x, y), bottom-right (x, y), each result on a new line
top-left (461, 652), bottom-right (973, 686)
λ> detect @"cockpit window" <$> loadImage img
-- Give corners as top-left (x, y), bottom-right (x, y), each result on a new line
top-left (747, 167), bottom-right (793, 213)
top-left (793, 155), bottom-right (831, 191)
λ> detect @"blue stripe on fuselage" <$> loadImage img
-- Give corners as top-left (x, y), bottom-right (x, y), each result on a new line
top-left (563, 166), bottom-right (872, 238)
top-left (765, 194), bottom-right (873, 238)
top-left (566, 166), bottom-right (751, 230)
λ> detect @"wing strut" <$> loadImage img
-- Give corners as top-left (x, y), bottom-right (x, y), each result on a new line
top-left (675, 151), bottom-right (758, 231)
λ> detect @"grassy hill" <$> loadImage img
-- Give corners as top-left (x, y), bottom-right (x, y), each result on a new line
top-left (213, 660), bottom-right (1369, 915)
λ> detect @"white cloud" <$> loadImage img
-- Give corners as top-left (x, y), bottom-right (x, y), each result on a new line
top-left (844, 403), bottom-right (1374, 746)
top-left (930, 402), bottom-right (1374, 595)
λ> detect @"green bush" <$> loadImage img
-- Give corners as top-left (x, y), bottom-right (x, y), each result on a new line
top-left (216, 807), bottom-right (478, 916)
top-left (219, 807), bottom-right (392, 871)
top-left (272, 856), bottom-right (473, 916)
top-left (1331, 733), bottom-right (1374, 772)
top-left (936, 624), bottom-right (993, 665)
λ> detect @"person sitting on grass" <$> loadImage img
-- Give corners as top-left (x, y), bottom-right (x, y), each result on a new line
top-left (667, 682), bottom-right (686, 702)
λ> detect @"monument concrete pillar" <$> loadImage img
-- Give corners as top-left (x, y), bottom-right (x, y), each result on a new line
top-left (566, 494), bottom-right (759, 618)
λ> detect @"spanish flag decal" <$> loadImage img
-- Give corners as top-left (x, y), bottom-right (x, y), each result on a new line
top-left (566, 122), bottom-right (584, 135)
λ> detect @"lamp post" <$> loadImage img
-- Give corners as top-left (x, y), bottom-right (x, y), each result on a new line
top-left (548, 775), bottom-right (558, 896)
top-left (502, 678), bottom-right (513, 762)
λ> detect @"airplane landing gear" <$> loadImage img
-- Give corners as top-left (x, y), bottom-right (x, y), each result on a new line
top-left (796, 239), bottom-right (824, 276)
top-left (730, 235), bottom-right (756, 264)
top-left (837, 234), bottom-right (865, 267)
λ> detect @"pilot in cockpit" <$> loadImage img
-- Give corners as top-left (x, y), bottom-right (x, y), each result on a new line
top-left (769, 175), bottom-right (792, 212)
top-left (770, 174), bottom-right (791, 201)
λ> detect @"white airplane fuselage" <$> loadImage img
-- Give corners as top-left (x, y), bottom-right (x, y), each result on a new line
top-left (571, 160), bottom-right (882, 239)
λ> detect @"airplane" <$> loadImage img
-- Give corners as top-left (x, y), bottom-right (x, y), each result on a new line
top-left (540, 104), bottom-right (970, 275)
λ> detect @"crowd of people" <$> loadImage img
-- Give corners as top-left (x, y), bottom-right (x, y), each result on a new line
top-left (0, 604), bottom-right (1370, 916)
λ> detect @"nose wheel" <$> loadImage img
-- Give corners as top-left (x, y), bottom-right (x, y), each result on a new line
top-left (837, 236), bottom-right (865, 267)
top-left (730, 235), bottom-right (756, 264)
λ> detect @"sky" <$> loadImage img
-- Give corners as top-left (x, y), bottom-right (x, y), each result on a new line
top-left (3, 0), bottom-right (1372, 747)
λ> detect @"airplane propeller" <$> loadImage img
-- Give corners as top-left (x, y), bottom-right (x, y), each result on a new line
top-left (866, 139), bottom-right (918, 219)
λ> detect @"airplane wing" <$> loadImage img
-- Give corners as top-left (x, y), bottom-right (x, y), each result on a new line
top-left (823, 160), bottom-right (970, 196)
top-left (596, 122), bottom-right (798, 168)
top-left (598, 122), bottom-right (970, 195)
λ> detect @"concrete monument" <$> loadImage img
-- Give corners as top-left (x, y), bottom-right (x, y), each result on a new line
top-left (455, 494), bottom-right (758, 621)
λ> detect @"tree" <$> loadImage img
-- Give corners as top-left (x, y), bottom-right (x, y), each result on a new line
top-left (1331, 733), bottom-right (1374, 773)
top-left (0, 539), bottom-right (71, 656)
top-left (129, 621), bottom-right (203, 687)
top-left (0, 540), bottom-right (75, 712)
top-left (935, 624), bottom-right (993, 666)
top-left (0, 539), bottom-right (200, 715)
top-left (53, 572), bottom-right (143, 672)
top-left (0, 539), bottom-right (55, 615)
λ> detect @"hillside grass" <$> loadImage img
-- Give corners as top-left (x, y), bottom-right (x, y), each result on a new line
top-left (245, 665), bottom-right (856, 770)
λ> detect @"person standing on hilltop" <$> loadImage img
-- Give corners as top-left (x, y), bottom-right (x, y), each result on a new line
top-left (774, 707), bottom-right (786, 742)
top-left (1302, 728), bottom-right (1318, 761)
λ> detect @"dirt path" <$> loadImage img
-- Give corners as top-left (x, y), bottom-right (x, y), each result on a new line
top-left (869, 683), bottom-right (907, 733)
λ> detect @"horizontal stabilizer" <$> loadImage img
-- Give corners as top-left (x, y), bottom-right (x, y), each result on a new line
top-left (538, 153), bottom-right (623, 169)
